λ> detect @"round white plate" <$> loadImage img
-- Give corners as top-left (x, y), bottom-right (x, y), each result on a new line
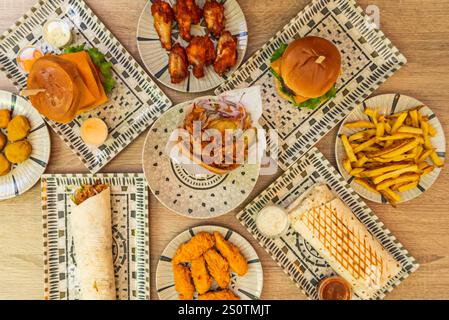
top-left (137, 0), bottom-right (248, 93)
top-left (156, 225), bottom-right (263, 300)
top-left (142, 101), bottom-right (260, 219)
top-left (0, 90), bottom-right (50, 201)
top-left (335, 93), bottom-right (446, 204)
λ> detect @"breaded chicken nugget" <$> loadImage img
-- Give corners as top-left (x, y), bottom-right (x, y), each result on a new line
top-left (214, 231), bottom-right (248, 276)
top-left (173, 232), bottom-right (215, 264)
top-left (172, 263), bottom-right (195, 300)
top-left (190, 256), bottom-right (212, 294)
top-left (204, 249), bottom-right (230, 289)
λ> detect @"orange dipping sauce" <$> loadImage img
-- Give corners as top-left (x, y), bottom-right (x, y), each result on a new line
top-left (318, 276), bottom-right (352, 300)
top-left (17, 46), bottom-right (43, 73)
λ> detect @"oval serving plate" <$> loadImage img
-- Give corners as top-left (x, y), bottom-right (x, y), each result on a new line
top-left (0, 90), bottom-right (50, 201)
top-left (142, 101), bottom-right (260, 219)
top-left (156, 225), bottom-right (263, 300)
top-left (137, 0), bottom-right (248, 93)
top-left (335, 93), bottom-right (446, 204)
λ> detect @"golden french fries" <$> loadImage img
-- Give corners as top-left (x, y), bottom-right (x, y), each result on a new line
top-left (340, 106), bottom-right (444, 206)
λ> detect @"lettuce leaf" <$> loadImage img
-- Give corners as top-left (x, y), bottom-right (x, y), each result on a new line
top-left (271, 43), bottom-right (288, 62)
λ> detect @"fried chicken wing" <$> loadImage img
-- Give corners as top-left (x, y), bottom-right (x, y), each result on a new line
top-left (173, 0), bottom-right (202, 42)
top-left (187, 36), bottom-right (215, 78)
top-left (204, 249), bottom-right (230, 289)
top-left (203, 0), bottom-right (226, 38)
top-left (169, 43), bottom-right (189, 84)
top-left (173, 232), bottom-right (215, 264)
top-left (173, 263), bottom-right (195, 300)
top-left (198, 289), bottom-right (240, 300)
top-left (214, 232), bottom-right (248, 276)
top-left (151, 0), bottom-right (174, 51)
top-left (214, 31), bottom-right (238, 76)
top-left (190, 256), bottom-right (212, 295)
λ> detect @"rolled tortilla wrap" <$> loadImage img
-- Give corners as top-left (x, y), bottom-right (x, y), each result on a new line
top-left (71, 188), bottom-right (116, 300)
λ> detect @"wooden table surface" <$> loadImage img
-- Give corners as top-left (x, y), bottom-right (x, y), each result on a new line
top-left (0, 0), bottom-right (448, 300)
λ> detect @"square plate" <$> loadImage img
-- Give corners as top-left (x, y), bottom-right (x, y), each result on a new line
top-left (215, 0), bottom-right (407, 171)
top-left (236, 147), bottom-right (419, 300)
top-left (0, 0), bottom-right (172, 173)
top-left (41, 173), bottom-right (150, 300)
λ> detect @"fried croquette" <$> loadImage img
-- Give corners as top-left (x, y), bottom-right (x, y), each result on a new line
top-left (214, 231), bottom-right (248, 276)
top-left (4, 140), bottom-right (32, 164)
top-left (0, 131), bottom-right (6, 151)
top-left (0, 154), bottom-right (11, 176)
top-left (0, 109), bottom-right (11, 129)
top-left (7, 115), bottom-right (31, 142)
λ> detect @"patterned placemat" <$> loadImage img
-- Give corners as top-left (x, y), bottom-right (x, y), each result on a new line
top-left (41, 173), bottom-right (150, 300)
top-left (215, 0), bottom-right (407, 171)
top-left (0, 0), bottom-right (172, 173)
top-left (236, 147), bottom-right (419, 300)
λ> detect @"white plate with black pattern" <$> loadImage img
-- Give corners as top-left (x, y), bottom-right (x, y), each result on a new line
top-left (335, 93), bottom-right (446, 204)
top-left (137, 0), bottom-right (248, 93)
top-left (142, 101), bottom-right (260, 219)
top-left (156, 225), bottom-right (263, 300)
top-left (41, 173), bottom-right (150, 300)
top-left (0, 0), bottom-right (172, 173)
top-left (236, 147), bottom-right (419, 300)
top-left (0, 90), bottom-right (50, 201)
top-left (215, 0), bottom-right (408, 171)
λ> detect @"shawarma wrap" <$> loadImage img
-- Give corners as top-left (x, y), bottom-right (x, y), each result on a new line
top-left (70, 182), bottom-right (116, 300)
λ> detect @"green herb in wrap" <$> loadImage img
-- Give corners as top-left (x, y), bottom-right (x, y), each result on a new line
top-left (64, 45), bottom-right (116, 94)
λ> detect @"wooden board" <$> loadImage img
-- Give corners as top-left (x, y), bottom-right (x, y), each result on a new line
top-left (0, 0), bottom-right (448, 300)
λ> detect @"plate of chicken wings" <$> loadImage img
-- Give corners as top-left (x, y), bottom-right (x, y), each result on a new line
top-left (137, 0), bottom-right (248, 93)
top-left (156, 225), bottom-right (263, 300)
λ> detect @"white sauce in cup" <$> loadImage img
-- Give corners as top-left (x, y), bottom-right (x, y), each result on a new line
top-left (256, 205), bottom-right (289, 238)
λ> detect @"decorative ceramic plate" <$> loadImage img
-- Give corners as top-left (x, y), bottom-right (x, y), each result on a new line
top-left (0, 0), bottom-right (172, 173)
top-left (215, 0), bottom-right (407, 171)
top-left (142, 102), bottom-right (260, 219)
top-left (0, 90), bottom-right (50, 201)
top-left (137, 0), bottom-right (248, 93)
top-left (156, 225), bottom-right (263, 300)
top-left (335, 93), bottom-right (446, 204)
top-left (237, 147), bottom-right (419, 300)
top-left (41, 173), bottom-right (150, 300)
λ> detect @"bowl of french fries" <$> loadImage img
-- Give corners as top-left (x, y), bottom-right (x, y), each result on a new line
top-left (336, 94), bottom-right (445, 206)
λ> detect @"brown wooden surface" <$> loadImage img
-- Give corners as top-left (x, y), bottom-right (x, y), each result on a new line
top-left (0, 0), bottom-right (448, 300)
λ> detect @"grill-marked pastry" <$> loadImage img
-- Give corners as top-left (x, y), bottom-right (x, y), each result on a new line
top-left (289, 185), bottom-right (401, 299)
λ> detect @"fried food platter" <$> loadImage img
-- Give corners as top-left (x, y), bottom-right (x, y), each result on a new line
top-left (336, 93), bottom-right (446, 205)
top-left (137, 0), bottom-right (248, 92)
top-left (156, 225), bottom-right (263, 300)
